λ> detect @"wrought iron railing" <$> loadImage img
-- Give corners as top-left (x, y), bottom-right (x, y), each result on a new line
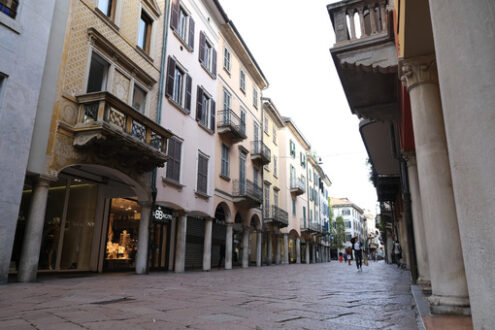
top-left (290, 177), bottom-right (306, 193)
top-left (217, 109), bottom-right (247, 138)
top-left (271, 205), bottom-right (289, 226)
top-left (251, 140), bottom-right (271, 161)
top-left (233, 179), bottom-right (262, 203)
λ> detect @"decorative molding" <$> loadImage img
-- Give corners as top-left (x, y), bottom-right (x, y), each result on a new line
top-left (399, 55), bottom-right (438, 91)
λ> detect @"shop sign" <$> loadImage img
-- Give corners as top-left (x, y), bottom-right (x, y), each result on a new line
top-left (153, 206), bottom-right (173, 223)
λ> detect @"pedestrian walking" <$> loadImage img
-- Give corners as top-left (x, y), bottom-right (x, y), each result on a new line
top-left (394, 240), bottom-right (402, 268)
top-left (353, 237), bottom-right (363, 271)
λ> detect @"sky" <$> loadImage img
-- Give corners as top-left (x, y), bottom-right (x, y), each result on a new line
top-left (218, 0), bottom-right (378, 214)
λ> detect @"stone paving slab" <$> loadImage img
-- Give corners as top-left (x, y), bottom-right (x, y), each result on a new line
top-left (0, 261), bottom-right (418, 329)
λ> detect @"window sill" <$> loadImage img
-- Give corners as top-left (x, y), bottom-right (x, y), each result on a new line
top-left (240, 88), bottom-right (246, 94)
top-left (0, 12), bottom-right (21, 34)
top-left (162, 176), bottom-right (185, 189)
top-left (135, 45), bottom-right (154, 63)
top-left (197, 121), bottom-right (214, 135)
top-left (200, 62), bottom-right (216, 80)
top-left (172, 30), bottom-right (193, 52)
top-left (167, 97), bottom-right (190, 115)
top-left (195, 190), bottom-right (211, 199)
top-left (219, 174), bottom-right (231, 182)
top-left (223, 67), bottom-right (231, 76)
top-left (94, 8), bottom-right (120, 33)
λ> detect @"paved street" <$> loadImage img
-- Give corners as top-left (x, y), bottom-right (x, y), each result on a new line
top-left (0, 261), bottom-right (418, 329)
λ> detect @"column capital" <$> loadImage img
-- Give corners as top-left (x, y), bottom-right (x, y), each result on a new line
top-left (402, 151), bottom-right (417, 166)
top-left (399, 55), bottom-right (438, 91)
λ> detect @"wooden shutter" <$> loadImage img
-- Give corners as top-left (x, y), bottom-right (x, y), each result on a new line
top-left (170, 0), bottom-right (179, 31)
top-left (211, 48), bottom-right (217, 77)
top-left (196, 86), bottom-right (203, 121)
top-left (188, 17), bottom-right (195, 50)
top-left (174, 140), bottom-right (181, 181)
top-left (166, 139), bottom-right (174, 178)
top-left (165, 56), bottom-right (176, 98)
top-left (198, 31), bottom-right (205, 65)
top-left (197, 155), bottom-right (208, 193)
top-left (185, 74), bottom-right (192, 113)
top-left (209, 99), bottom-right (216, 131)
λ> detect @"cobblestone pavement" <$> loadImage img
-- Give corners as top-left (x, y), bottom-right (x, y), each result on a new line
top-left (0, 261), bottom-right (418, 329)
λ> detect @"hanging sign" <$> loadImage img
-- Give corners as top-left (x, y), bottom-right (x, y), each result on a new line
top-left (153, 206), bottom-right (173, 223)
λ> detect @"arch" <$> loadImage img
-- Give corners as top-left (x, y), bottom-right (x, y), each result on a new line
top-left (214, 202), bottom-right (232, 224)
top-left (288, 229), bottom-right (300, 239)
top-left (59, 163), bottom-right (150, 202)
top-left (249, 214), bottom-right (262, 231)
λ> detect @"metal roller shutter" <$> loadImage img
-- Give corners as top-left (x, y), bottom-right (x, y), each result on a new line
top-left (185, 217), bottom-right (204, 269)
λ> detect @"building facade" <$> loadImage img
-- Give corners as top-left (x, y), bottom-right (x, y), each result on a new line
top-left (331, 197), bottom-right (364, 248)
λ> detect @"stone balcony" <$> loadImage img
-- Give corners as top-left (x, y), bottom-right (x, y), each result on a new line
top-left (264, 205), bottom-right (289, 228)
top-left (290, 178), bottom-right (306, 196)
top-left (217, 109), bottom-right (247, 143)
top-left (250, 141), bottom-right (271, 166)
top-left (73, 91), bottom-right (173, 172)
top-left (233, 179), bottom-right (262, 208)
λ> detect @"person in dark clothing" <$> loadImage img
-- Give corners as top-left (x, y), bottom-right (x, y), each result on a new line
top-left (353, 237), bottom-right (363, 271)
top-left (218, 243), bottom-right (226, 268)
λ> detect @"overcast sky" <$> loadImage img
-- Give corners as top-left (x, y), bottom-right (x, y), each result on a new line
top-left (218, 0), bottom-right (378, 214)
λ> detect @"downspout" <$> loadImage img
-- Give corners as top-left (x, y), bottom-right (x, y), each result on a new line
top-left (148, 0), bottom-right (172, 272)
top-left (260, 92), bottom-right (265, 264)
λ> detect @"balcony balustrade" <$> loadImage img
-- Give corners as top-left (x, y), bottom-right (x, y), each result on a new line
top-left (74, 91), bottom-right (173, 172)
top-left (233, 179), bottom-right (262, 208)
top-left (251, 140), bottom-right (271, 165)
top-left (264, 205), bottom-right (289, 228)
top-left (290, 177), bottom-right (306, 196)
top-left (217, 109), bottom-right (247, 142)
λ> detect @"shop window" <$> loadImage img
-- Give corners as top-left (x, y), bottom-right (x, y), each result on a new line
top-left (87, 52), bottom-right (109, 93)
top-left (137, 10), bottom-right (152, 53)
top-left (132, 84), bottom-right (147, 114)
top-left (0, 0), bottom-right (18, 19)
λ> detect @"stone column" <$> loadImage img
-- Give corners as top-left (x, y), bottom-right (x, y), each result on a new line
top-left (267, 231), bottom-right (272, 265)
top-left (398, 216), bottom-right (410, 269)
top-left (242, 228), bottom-right (249, 268)
top-left (18, 177), bottom-right (51, 282)
top-left (404, 152), bottom-right (430, 284)
top-left (296, 237), bottom-right (301, 264)
top-left (312, 243), bottom-right (316, 263)
top-left (256, 231), bottom-right (262, 267)
top-left (174, 214), bottom-right (187, 273)
top-left (225, 223), bottom-right (233, 270)
top-left (400, 56), bottom-right (469, 313)
top-left (202, 218), bottom-right (212, 271)
top-left (305, 242), bottom-right (310, 264)
top-left (428, 2), bottom-right (495, 327)
top-left (283, 233), bottom-right (289, 264)
top-left (135, 202), bottom-right (152, 275)
top-left (275, 234), bottom-right (281, 265)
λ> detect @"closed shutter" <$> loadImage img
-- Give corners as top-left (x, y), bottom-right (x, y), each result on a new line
top-left (197, 154), bottom-right (208, 193)
top-left (199, 31), bottom-right (205, 64)
top-left (166, 138), bottom-right (175, 179)
top-left (170, 0), bottom-right (179, 31)
top-left (188, 17), bottom-right (195, 50)
top-left (185, 74), bottom-right (192, 113)
top-left (209, 99), bottom-right (216, 131)
top-left (165, 56), bottom-right (176, 98)
top-left (185, 217), bottom-right (204, 269)
top-left (173, 139), bottom-right (181, 181)
top-left (196, 86), bottom-right (203, 121)
top-left (211, 48), bottom-right (217, 77)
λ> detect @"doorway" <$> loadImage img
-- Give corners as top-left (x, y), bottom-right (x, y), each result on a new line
top-left (149, 221), bottom-right (170, 271)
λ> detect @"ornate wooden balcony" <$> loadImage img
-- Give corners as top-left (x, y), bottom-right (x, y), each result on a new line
top-left (264, 205), bottom-right (289, 228)
top-left (251, 141), bottom-right (271, 165)
top-left (233, 179), bottom-right (262, 208)
top-left (290, 178), bottom-right (306, 196)
top-left (217, 109), bottom-right (247, 143)
top-left (73, 91), bottom-right (173, 172)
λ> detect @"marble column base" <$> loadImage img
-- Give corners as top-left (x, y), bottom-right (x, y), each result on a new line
top-left (429, 295), bottom-right (470, 315)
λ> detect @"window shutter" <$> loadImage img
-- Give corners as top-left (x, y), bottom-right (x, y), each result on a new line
top-left (185, 74), bottom-right (192, 113)
top-left (196, 86), bottom-right (203, 121)
top-left (165, 56), bottom-right (176, 98)
top-left (211, 48), bottom-right (217, 77)
top-left (188, 17), bottom-right (195, 50)
top-left (170, 0), bottom-right (179, 31)
top-left (166, 139), bottom-right (175, 178)
top-left (199, 31), bottom-right (205, 65)
top-left (210, 99), bottom-right (216, 131)
top-left (174, 140), bottom-right (181, 181)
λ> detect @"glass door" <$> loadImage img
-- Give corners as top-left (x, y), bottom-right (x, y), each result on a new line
top-left (149, 221), bottom-right (170, 271)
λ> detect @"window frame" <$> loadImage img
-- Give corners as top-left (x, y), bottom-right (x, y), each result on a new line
top-left (221, 143), bottom-right (230, 178)
top-left (166, 56), bottom-right (192, 114)
top-left (0, 0), bottom-right (18, 19)
top-left (86, 51), bottom-right (110, 93)
top-left (137, 9), bottom-right (153, 54)
top-left (97, 0), bottom-right (116, 21)
top-left (223, 47), bottom-right (231, 73)
top-left (132, 83), bottom-right (147, 114)
top-left (253, 87), bottom-right (258, 109)
top-left (196, 152), bottom-right (209, 195)
top-left (166, 137), bottom-right (183, 183)
top-left (196, 86), bottom-right (216, 132)
top-left (240, 69), bottom-right (246, 93)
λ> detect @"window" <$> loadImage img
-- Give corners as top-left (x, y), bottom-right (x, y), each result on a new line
top-left (274, 190), bottom-right (278, 207)
top-left (264, 186), bottom-right (270, 218)
top-left (138, 11), bottom-right (152, 53)
top-left (171, 1), bottom-right (195, 51)
top-left (303, 206), bottom-right (307, 226)
top-left (221, 144), bottom-right (229, 178)
top-left (290, 165), bottom-right (295, 185)
top-left (346, 234), bottom-right (352, 242)
top-left (97, 0), bottom-right (116, 20)
top-left (166, 138), bottom-right (182, 182)
top-left (196, 86), bottom-right (216, 132)
top-left (300, 152), bottom-right (306, 168)
top-left (223, 89), bottom-right (231, 111)
top-left (197, 153), bottom-right (208, 194)
top-left (199, 31), bottom-right (217, 77)
top-left (165, 57), bottom-right (192, 112)
top-left (290, 140), bottom-right (296, 158)
top-left (223, 47), bottom-right (231, 72)
top-left (345, 221), bottom-right (351, 228)
top-left (309, 210), bottom-right (313, 222)
top-left (132, 85), bottom-right (147, 114)
top-left (342, 209), bottom-right (350, 216)
top-left (0, 0), bottom-right (18, 18)
top-left (273, 126), bottom-right (277, 144)
top-left (253, 88), bottom-right (258, 108)
top-left (309, 169), bottom-right (312, 182)
top-left (292, 198), bottom-right (296, 216)
top-left (87, 53), bottom-right (110, 93)
top-left (240, 70), bottom-right (246, 92)
top-left (253, 168), bottom-right (259, 187)
top-left (273, 155), bottom-right (278, 177)
top-left (264, 116), bottom-right (269, 134)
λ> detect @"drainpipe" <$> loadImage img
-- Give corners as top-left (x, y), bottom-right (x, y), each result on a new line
top-left (260, 93), bottom-right (265, 263)
top-left (147, 0), bottom-right (172, 272)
